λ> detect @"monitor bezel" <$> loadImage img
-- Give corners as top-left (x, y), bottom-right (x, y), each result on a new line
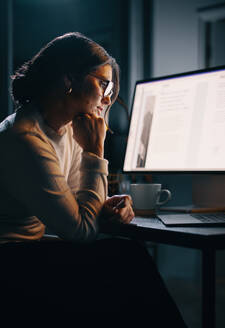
top-left (123, 65), bottom-right (225, 174)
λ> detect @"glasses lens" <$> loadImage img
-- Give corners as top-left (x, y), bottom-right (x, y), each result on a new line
top-left (104, 81), bottom-right (114, 97)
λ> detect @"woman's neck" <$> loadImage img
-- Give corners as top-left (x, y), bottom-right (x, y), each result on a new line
top-left (36, 99), bottom-right (71, 135)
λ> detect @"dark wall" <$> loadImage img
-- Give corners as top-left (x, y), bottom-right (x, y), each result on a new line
top-left (13, 0), bottom-right (129, 100)
top-left (0, 0), bottom-right (13, 121)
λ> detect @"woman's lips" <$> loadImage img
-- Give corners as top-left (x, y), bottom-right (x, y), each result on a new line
top-left (96, 106), bottom-right (104, 116)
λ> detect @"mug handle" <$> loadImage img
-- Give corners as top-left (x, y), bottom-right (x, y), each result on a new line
top-left (157, 189), bottom-right (171, 206)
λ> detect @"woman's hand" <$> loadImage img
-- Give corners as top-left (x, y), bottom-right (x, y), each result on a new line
top-left (72, 113), bottom-right (106, 158)
top-left (100, 195), bottom-right (135, 226)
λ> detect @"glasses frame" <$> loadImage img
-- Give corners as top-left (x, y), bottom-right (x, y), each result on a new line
top-left (89, 73), bottom-right (114, 97)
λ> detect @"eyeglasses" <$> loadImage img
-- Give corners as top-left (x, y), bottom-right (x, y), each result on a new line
top-left (89, 73), bottom-right (114, 97)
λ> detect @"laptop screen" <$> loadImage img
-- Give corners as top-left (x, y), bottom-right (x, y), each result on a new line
top-left (123, 66), bottom-right (225, 172)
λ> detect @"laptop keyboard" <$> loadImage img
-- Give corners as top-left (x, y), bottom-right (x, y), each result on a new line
top-left (192, 213), bottom-right (225, 223)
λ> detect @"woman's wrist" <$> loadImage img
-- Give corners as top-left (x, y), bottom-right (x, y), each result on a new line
top-left (83, 146), bottom-right (103, 158)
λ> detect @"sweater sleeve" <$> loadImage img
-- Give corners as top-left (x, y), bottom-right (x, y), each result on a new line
top-left (67, 143), bottom-right (108, 203)
top-left (0, 130), bottom-right (108, 242)
top-left (67, 142), bottom-right (82, 195)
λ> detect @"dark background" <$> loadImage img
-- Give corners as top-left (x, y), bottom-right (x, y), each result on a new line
top-left (1, 1), bottom-right (225, 326)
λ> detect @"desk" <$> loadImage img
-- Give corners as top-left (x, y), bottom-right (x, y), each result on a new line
top-left (108, 216), bottom-right (225, 328)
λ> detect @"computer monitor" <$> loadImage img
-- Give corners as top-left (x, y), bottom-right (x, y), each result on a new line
top-left (123, 65), bottom-right (225, 173)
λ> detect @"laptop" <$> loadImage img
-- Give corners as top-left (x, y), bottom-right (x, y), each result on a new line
top-left (157, 212), bottom-right (225, 227)
top-left (123, 66), bottom-right (225, 227)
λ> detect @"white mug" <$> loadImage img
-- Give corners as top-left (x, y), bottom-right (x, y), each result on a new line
top-left (130, 183), bottom-right (171, 210)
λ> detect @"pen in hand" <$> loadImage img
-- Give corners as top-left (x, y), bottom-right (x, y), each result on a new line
top-left (113, 198), bottom-right (125, 211)
top-left (112, 198), bottom-right (137, 226)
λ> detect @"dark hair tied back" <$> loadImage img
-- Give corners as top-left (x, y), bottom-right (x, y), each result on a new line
top-left (11, 32), bottom-right (120, 107)
top-left (11, 61), bottom-right (33, 106)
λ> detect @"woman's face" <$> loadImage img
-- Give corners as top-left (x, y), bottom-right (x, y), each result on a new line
top-left (68, 64), bottom-right (113, 119)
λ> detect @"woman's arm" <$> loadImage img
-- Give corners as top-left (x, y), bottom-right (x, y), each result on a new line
top-left (0, 130), bottom-right (108, 242)
top-left (67, 143), bottom-right (108, 203)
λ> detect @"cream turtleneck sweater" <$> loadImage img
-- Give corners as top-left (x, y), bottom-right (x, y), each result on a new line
top-left (0, 105), bottom-right (108, 243)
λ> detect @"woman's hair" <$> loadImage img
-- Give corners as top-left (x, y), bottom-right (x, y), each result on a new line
top-left (11, 32), bottom-right (120, 107)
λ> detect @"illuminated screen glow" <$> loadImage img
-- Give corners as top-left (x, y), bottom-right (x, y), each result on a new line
top-left (123, 67), bottom-right (225, 172)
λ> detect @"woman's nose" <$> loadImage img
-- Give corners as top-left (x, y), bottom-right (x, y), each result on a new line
top-left (101, 95), bottom-right (112, 106)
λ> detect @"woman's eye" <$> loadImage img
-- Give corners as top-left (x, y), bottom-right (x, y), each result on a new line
top-left (100, 81), bottom-right (107, 89)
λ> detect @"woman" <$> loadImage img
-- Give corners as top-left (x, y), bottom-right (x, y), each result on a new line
top-left (0, 32), bottom-right (187, 326)
top-left (0, 32), bottom-right (133, 243)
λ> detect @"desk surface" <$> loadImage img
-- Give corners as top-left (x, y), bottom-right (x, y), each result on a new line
top-left (112, 216), bottom-right (225, 250)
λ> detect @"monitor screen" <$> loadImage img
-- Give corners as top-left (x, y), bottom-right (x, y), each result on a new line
top-left (123, 66), bottom-right (225, 172)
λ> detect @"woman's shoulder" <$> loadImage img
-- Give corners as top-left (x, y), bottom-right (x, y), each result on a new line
top-left (13, 104), bottom-right (40, 132)
top-left (0, 105), bottom-right (51, 149)
top-left (0, 105), bottom-right (38, 134)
